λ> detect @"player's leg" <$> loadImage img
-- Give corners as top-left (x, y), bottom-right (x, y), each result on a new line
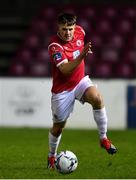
top-left (48, 121), bottom-right (66, 169)
top-left (48, 90), bottom-right (75, 169)
top-left (83, 86), bottom-right (107, 138)
top-left (83, 86), bottom-right (117, 154)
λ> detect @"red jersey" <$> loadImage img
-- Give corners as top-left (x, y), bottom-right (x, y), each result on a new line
top-left (48, 25), bottom-right (85, 93)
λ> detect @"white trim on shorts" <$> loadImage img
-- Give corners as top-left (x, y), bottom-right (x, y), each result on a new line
top-left (51, 75), bottom-right (95, 123)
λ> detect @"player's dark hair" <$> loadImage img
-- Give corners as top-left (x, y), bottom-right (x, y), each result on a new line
top-left (58, 12), bottom-right (77, 26)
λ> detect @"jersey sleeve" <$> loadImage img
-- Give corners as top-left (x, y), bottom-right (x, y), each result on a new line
top-left (48, 43), bottom-right (68, 67)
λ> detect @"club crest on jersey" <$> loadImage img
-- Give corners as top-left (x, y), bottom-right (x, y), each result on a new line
top-left (52, 52), bottom-right (62, 61)
top-left (76, 40), bottom-right (82, 46)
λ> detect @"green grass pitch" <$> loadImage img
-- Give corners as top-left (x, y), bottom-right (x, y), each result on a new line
top-left (0, 128), bottom-right (136, 179)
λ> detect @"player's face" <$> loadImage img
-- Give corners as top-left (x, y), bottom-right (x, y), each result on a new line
top-left (58, 23), bottom-right (75, 42)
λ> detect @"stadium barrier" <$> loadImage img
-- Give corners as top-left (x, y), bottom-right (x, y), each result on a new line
top-left (0, 78), bottom-right (136, 129)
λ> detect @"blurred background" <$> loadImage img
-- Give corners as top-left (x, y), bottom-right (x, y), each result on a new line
top-left (0, 0), bottom-right (136, 129)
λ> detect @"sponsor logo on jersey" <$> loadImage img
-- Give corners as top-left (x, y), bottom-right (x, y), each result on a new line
top-left (52, 52), bottom-right (62, 61)
top-left (76, 40), bottom-right (82, 46)
top-left (73, 50), bottom-right (80, 59)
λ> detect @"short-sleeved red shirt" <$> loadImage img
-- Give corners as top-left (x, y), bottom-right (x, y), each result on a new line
top-left (48, 25), bottom-right (85, 93)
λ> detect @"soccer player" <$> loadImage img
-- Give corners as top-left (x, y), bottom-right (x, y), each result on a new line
top-left (47, 12), bottom-right (117, 169)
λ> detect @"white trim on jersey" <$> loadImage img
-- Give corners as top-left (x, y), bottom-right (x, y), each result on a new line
top-left (81, 28), bottom-right (85, 36)
top-left (56, 59), bottom-right (68, 67)
top-left (48, 42), bottom-right (64, 51)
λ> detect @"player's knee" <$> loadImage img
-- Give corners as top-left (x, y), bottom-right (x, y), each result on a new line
top-left (51, 127), bottom-right (62, 137)
top-left (51, 122), bottom-right (66, 137)
top-left (92, 94), bottom-right (103, 109)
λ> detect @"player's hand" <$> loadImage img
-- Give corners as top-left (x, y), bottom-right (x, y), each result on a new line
top-left (86, 42), bottom-right (93, 54)
top-left (82, 42), bottom-right (93, 57)
top-left (87, 42), bottom-right (93, 54)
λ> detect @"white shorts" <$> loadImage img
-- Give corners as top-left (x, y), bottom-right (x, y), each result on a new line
top-left (51, 75), bottom-right (94, 123)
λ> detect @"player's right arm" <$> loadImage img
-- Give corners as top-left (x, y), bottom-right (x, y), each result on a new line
top-left (58, 42), bottom-right (92, 75)
top-left (48, 42), bottom-right (92, 75)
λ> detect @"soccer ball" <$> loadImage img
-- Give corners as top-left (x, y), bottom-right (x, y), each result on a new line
top-left (55, 150), bottom-right (78, 174)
